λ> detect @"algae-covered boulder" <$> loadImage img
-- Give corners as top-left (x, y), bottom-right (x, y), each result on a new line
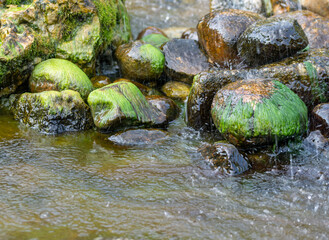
top-left (12, 90), bottom-right (93, 134)
top-left (141, 34), bottom-right (169, 48)
top-left (211, 79), bottom-right (308, 146)
top-left (187, 49), bottom-right (329, 131)
top-left (199, 142), bottom-right (249, 175)
top-left (273, 10), bottom-right (329, 49)
top-left (237, 18), bottom-right (308, 67)
top-left (29, 59), bottom-right (93, 100)
top-left (87, 82), bottom-right (166, 132)
top-left (162, 39), bottom-right (210, 84)
top-left (271, 0), bottom-right (300, 15)
top-left (197, 9), bottom-right (264, 68)
top-left (115, 41), bottom-right (165, 82)
top-left (137, 26), bottom-right (168, 40)
top-left (0, 0), bottom-right (131, 97)
top-left (91, 75), bottom-right (112, 89)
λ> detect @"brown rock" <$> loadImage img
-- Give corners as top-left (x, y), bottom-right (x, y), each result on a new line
top-left (301, 0), bottom-right (329, 18)
top-left (161, 81), bottom-right (190, 101)
top-left (146, 95), bottom-right (180, 122)
top-left (181, 28), bottom-right (198, 41)
top-left (311, 103), bottom-right (329, 138)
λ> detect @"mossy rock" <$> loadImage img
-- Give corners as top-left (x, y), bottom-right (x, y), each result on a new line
top-left (12, 90), bottom-right (93, 134)
top-left (141, 34), bottom-right (169, 48)
top-left (87, 82), bottom-right (167, 132)
top-left (237, 18), bottom-right (308, 67)
top-left (91, 75), bottom-right (112, 89)
top-left (211, 79), bottom-right (308, 147)
top-left (197, 9), bottom-right (264, 68)
top-left (137, 26), bottom-right (168, 40)
top-left (113, 78), bottom-right (161, 96)
top-left (115, 41), bottom-right (165, 82)
top-left (29, 59), bottom-right (94, 100)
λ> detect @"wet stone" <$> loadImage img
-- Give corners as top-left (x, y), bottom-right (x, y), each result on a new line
top-left (91, 75), bottom-right (112, 89)
top-left (162, 39), bottom-right (210, 84)
top-left (198, 142), bottom-right (249, 175)
top-left (197, 9), bottom-right (264, 68)
top-left (108, 129), bottom-right (169, 146)
top-left (311, 103), bottom-right (329, 138)
top-left (141, 34), bottom-right (169, 48)
top-left (272, 0), bottom-right (300, 15)
top-left (301, 0), bottom-right (329, 18)
top-left (237, 18), bottom-right (309, 67)
top-left (210, 0), bottom-right (263, 13)
top-left (146, 95), bottom-right (180, 122)
top-left (113, 78), bottom-right (161, 96)
top-left (161, 81), bottom-right (190, 101)
top-left (181, 28), bottom-right (198, 41)
top-left (303, 130), bottom-right (329, 159)
top-left (137, 26), bottom-right (168, 40)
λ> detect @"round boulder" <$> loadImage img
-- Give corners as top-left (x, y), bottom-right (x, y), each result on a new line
top-left (211, 79), bottom-right (308, 147)
top-left (161, 81), bottom-right (190, 101)
top-left (146, 95), bottom-right (180, 122)
top-left (141, 34), bottom-right (169, 48)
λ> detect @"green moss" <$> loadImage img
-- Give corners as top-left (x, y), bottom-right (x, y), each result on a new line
top-left (139, 44), bottom-right (165, 75)
top-left (141, 34), bottom-right (169, 48)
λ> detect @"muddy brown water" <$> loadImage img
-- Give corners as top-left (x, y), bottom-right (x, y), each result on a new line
top-left (1, 1), bottom-right (329, 239)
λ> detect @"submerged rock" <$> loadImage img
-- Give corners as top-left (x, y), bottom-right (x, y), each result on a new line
top-left (87, 82), bottom-right (166, 132)
top-left (29, 59), bottom-right (93, 100)
top-left (211, 79), bottom-right (308, 146)
top-left (273, 10), bottom-right (329, 49)
top-left (198, 142), bottom-right (249, 175)
top-left (162, 39), bottom-right (210, 84)
top-left (141, 34), bottom-right (169, 48)
top-left (181, 28), bottom-right (198, 41)
top-left (237, 18), bottom-right (308, 67)
top-left (108, 129), bottom-right (169, 146)
top-left (137, 26), bottom-right (168, 40)
top-left (146, 95), bottom-right (180, 122)
top-left (161, 81), bottom-right (190, 101)
top-left (187, 49), bottom-right (329, 131)
top-left (197, 9), bottom-right (264, 68)
top-left (311, 103), bottom-right (329, 138)
top-left (115, 41), bottom-right (165, 82)
top-left (12, 90), bottom-right (93, 134)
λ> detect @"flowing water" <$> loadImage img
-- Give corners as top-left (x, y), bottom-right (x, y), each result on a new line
top-left (1, 1), bottom-right (329, 239)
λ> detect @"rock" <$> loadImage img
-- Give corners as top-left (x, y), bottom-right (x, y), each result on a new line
top-left (181, 28), bottom-right (198, 41)
top-left (141, 33), bottom-right (169, 48)
top-left (137, 26), bottom-right (168, 40)
top-left (210, 0), bottom-right (263, 14)
top-left (273, 10), bottom-right (329, 49)
top-left (146, 95), bottom-right (180, 122)
top-left (108, 129), bottom-right (169, 146)
top-left (311, 103), bottom-right (329, 138)
top-left (272, 0), bottom-right (300, 15)
top-left (197, 9), bottom-right (264, 68)
top-left (12, 90), bottom-right (93, 134)
top-left (198, 142), bottom-right (249, 175)
top-left (162, 27), bottom-right (187, 39)
top-left (301, 0), bottom-right (329, 18)
top-left (303, 130), bottom-right (329, 158)
top-left (115, 41), bottom-right (165, 82)
top-left (211, 79), bottom-right (308, 146)
top-left (237, 18), bottom-right (308, 67)
top-left (162, 39), bottom-right (210, 84)
top-left (87, 82), bottom-right (167, 132)
top-left (187, 49), bottom-right (329, 131)
top-left (0, 0), bottom-right (132, 97)
top-left (29, 58), bottom-right (93, 100)
top-left (91, 75), bottom-right (112, 89)
top-left (161, 81), bottom-right (190, 101)
top-left (113, 78), bottom-right (161, 96)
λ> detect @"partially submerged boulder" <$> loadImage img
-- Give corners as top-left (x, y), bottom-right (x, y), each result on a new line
top-left (87, 82), bottom-right (166, 132)
top-left (162, 39), bottom-right (210, 84)
top-left (29, 59), bottom-right (93, 100)
top-left (115, 41), bottom-right (165, 82)
top-left (113, 78), bottom-right (161, 96)
top-left (197, 9), bottom-right (264, 68)
top-left (211, 79), bottom-right (308, 146)
top-left (146, 95), bottom-right (180, 122)
top-left (161, 81), bottom-right (190, 101)
top-left (311, 103), bottom-right (329, 138)
top-left (181, 28), bottom-right (198, 41)
top-left (12, 90), bottom-right (93, 134)
top-left (237, 18), bottom-right (308, 67)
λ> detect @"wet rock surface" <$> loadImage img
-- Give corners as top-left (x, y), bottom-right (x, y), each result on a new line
top-left (211, 79), bottom-right (308, 147)
top-left (197, 9), bottom-right (264, 68)
top-left (303, 130), bottom-right (329, 158)
top-left (29, 58), bottom-right (94, 100)
top-left (137, 26), bottom-right (168, 40)
top-left (198, 142), bottom-right (249, 175)
top-left (12, 90), bottom-right (93, 134)
top-left (311, 103), bottom-right (329, 138)
top-left (91, 75), bottom-right (112, 89)
top-left (272, 0), bottom-right (301, 15)
top-left (162, 39), bottom-right (209, 84)
top-left (114, 78), bottom-right (161, 96)
top-left (141, 34), bottom-right (169, 48)
top-left (210, 0), bottom-right (263, 13)
top-left (237, 18), bottom-right (308, 67)
top-left (181, 28), bottom-right (198, 41)
top-left (87, 82), bottom-right (166, 132)
top-left (146, 95), bottom-right (180, 122)
top-left (115, 41), bottom-right (165, 82)
top-left (161, 81), bottom-right (190, 101)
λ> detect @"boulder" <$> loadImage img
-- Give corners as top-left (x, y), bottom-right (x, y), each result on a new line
top-left (311, 103), bottom-right (329, 138)
top-left (12, 90), bottom-right (93, 134)
top-left (301, 0), bottom-right (329, 18)
top-left (211, 79), bottom-right (308, 146)
top-left (115, 41), bottom-right (165, 82)
top-left (187, 49), bottom-right (329, 130)
top-left (141, 34), bottom-right (169, 48)
top-left (87, 82), bottom-right (166, 132)
top-left (113, 78), bottom-right (161, 96)
top-left (181, 28), bottom-right (198, 41)
top-left (237, 18), bottom-right (308, 67)
top-left (271, 0), bottom-right (300, 15)
top-left (197, 9), bottom-right (264, 68)
top-left (162, 39), bottom-right (210, 84)
top-left (137, 26), bottom-right (168, 40)
top-left (29, 58), bottom-right (93, 100)
top-left (146, 95), bottom-right (180, 122)
top-left (161, 81), bottom-right (190, 101)
top-left (91, 75), bottom-right (112, 89)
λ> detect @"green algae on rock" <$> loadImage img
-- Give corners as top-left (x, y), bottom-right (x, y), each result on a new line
top-left (211, 79), bottom-right (308, 147)
top-left (29, 58), bottom-right (93, 100)
top-left (115, 41), bottom-right (165, 82)
top-left (141, 33), bottom-right (169, 48)
top-left (12, 90), bottom-right (93, 134)
top-left (137, 26), bottom-right (168, 40)
top-left (87, 82), bottom-right (167, 132)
